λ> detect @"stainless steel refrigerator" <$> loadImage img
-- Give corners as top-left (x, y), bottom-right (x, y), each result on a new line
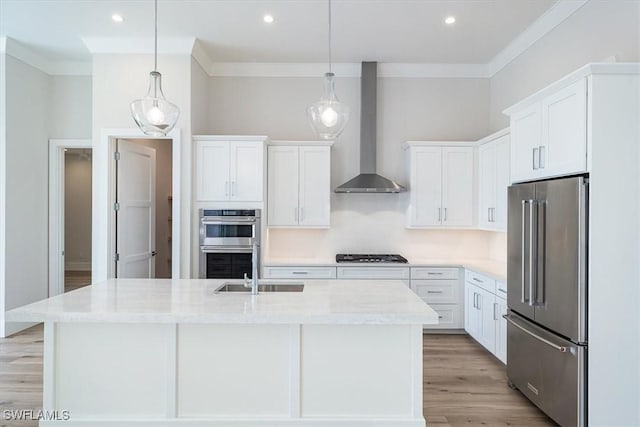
top-left (506, 175), bottom-right (587, 427)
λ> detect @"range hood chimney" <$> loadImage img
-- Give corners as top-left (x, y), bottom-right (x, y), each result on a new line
top-left (335, 62), bottom-right (406, 193)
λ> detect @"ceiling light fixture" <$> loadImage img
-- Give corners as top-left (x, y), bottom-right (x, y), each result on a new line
top-left (130, 0), bottom-right (180, 136)
top-left (307, 0), bottom-right (350, 140)
top-left (263, 14), bottom-right (275, 24)
top-left (111, 14), bottom-right (124, 23)
top-left (445, 16), bottom-right (456, 25)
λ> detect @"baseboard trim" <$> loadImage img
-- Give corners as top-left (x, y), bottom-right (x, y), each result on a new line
top-left (65, 262), bottom-right (91, 272)
top-left (41, 418), bottom-right (426, 426)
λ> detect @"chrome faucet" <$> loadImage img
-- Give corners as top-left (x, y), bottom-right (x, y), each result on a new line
top-left (244, 241), bottom-right (259, 295)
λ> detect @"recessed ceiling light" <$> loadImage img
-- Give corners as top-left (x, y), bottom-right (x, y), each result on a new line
top-left (112, 14), bottom-right (124, 23)
top-left (263, 14), bottom-right (275, 24)
top-left (444, 16), bottom-right (456, 25)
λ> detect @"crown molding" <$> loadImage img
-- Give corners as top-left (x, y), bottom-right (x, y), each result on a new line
top-left (82, 37), bottom-right (196, 55)
top-left (1, 37), bottom-right (91, 76)
top-left (487, 0), bottom-right (589, 77)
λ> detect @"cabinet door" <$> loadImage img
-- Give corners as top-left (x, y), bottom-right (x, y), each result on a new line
top-left (510, 103), bottom-right (541, 183)
top-left (464, 283), bottom-right (481, 340)
top-left (409, 147), bottom-right (442, 226)
top-left (495, 296), bottom-right (508, 364)
top-left (442, 147), bottom-right (473, 226)
top-left (230, 141), bottom-right (263, 202)
top-left (478, 142), bottom-right (496, 230)
top-left (494, 135), bottom-right (510, 231)
top-left (478, 288), bottom-right (497, 353)
top-left (196, 140), bottom-right (230, 201)
top-left (267, 146), bottom-right (299, 226)
top-left (541, 78), bottom-right (587, 177)
top-left (298, 146), bottom-right (331, 227)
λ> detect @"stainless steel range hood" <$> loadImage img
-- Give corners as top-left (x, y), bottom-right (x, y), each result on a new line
top-left (335, 62), bottom-right (406, 193)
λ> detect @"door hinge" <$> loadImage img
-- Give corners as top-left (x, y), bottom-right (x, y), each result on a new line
top-left (114, 202), bottom-right (120, 211)
top-left (114, 151), bottom-right (121, 161)
top-left (114, 253), bottom-right (120, 262)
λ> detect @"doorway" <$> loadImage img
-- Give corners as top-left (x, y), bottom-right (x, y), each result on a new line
top-left (64, 148), bottom-right (92, 292)
top-left (114, 138), bottom-right (173, 279)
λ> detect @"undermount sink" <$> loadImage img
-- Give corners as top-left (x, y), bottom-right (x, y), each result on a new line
top-left (215, 282), bottom-right (305, 294)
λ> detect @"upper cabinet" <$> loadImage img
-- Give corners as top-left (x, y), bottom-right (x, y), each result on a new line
top-left (478, 130), bottom-right (510, 232)
top-left (507, 78), bottom-right (587, 182)
top-left (194, 136), bottom-right (267, 202)
top-left (405, 143), bottom-right (474, 228)
top-left (267, 141), bottom-right (333, 228)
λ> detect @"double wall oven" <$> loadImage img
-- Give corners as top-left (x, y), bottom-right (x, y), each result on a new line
top-left (199, 209), bottom-right (261, 279)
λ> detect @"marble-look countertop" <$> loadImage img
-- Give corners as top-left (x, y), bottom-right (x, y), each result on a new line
top-left (264, 258), bottom-right (507, 282)
top-left (5, 279), bottom-right (439, 325)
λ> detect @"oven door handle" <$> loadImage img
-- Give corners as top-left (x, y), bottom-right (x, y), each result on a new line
top-left (201, 246), bottom-right (254, 253)
top-left (201, 218), bottom-right (257, 224)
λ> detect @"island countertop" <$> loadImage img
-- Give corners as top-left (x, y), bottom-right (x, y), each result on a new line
top-left (5, 278), bottom-right (439, 325)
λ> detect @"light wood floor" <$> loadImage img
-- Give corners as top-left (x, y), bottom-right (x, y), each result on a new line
top-left (0, 328), bottom-right (555, 426)
top-left (64, 271), bottom-right (91, 293)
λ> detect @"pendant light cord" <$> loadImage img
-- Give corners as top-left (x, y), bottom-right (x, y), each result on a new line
top-left (154, 0), bottom-right (158, 72)
top-left (328, 0), bottom-right (332, 74)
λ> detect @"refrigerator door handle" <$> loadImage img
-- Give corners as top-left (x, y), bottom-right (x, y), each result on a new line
top-left (537, 200), bottom-right (546, 306)
top-left (521, 200), bottom-right (528, 304)
top-left (528, 200), bottom-right (537, 307)
top-left (503, 315), bottom-right (567, 353)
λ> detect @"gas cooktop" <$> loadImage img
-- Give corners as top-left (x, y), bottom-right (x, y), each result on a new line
top-left (335, 254), bottom-right (408, 264)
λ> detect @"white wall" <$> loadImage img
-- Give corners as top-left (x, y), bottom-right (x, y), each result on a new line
top-left (190, 57), bottom-right (210, 135)
top-left (3, 55), bottom-right (49, 335)
top-left (490, 0), bottom-right (640, 130)
top-left (49, 76), bottom-right (92, 139)
top-left (64, 149), bottom-right (92, 271)
top-left (209, 74), bottom-right (492, 260)
top-left (121, 138), bottom-right (173, 279)
top-left (91, 54), bottom-right (192, 280)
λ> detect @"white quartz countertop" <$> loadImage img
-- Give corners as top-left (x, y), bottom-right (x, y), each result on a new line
top-left (264, 258), bottom-right (507, 282)
top-left (5, 279), bottom-right (439, 325)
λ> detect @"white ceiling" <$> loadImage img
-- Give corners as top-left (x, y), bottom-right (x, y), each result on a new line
top-left (1, 0), bottom-right (557, 65)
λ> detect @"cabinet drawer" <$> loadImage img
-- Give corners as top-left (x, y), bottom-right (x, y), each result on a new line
top-left (423, 304), bottom-right (462, 329)
top-left (411, 267), bottom-right (459, 280)
top-left (412, 280), bottom-right (457, 304)
top-left (336, 267), bottom-right (410, 280)
top-left (496, 280), bottom-right (507, 297)
top-left (465, 270), bottom-right (496, 294)
top-left (263, 266), bottom-right (336, 279)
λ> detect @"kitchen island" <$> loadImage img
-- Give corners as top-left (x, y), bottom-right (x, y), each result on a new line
top-left (6, 279), bottom-right (438, 427)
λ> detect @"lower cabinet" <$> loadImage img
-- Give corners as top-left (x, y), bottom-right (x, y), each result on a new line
top-left (464, 270), bottom-right (507, 364)
top-left (411, 268), bottom-right (464, 330)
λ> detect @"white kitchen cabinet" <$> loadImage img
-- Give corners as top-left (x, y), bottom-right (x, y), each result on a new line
top-left (477, 130), bottom-right (510, 232)
top-left (194, 136), bottom-right (266, 202)
top-left (337, 266), bottom-right (410, 281)
top-left (464, 270), bottom-right (507, 364)
top-left (405, 143), bottom-right (474, 228)
top-left (267, 142), bottom-right (332, 228)
top-left (263, 266), bottom-right (337, 279)
top-left (411, 267), bottom-right (463, 330)
top-left (508, 78), bottom-right (587, 182)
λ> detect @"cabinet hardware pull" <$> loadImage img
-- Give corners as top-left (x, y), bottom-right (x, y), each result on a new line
top-left (504, 315), bottom-right (567, 353)
top-left (493, 302), bottom-right (498, 321)
top-left (438, 208), bottom-right (441, 222)
top-left (533, 147), bottom-right (539, 170)
top-left (427, 290), bottom-right (443, 294)
top-left (292, 271), bottom-right (308, 275)
top-left (427, 272), bottom-right (443, 275)
top-left (472, 277), bottom-right (483, 283)
top-left (438, 315), bottom-right (444, 319)
top-left (498, 288), bottom-right (507, 294)
top-left (444, 208), bottom-right (447, 221)
top-left (488, 207), bottom-right (491, 222)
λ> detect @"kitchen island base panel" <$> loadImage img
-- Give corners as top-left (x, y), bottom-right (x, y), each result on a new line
top-left (43, 322), bottom-right (426, 426)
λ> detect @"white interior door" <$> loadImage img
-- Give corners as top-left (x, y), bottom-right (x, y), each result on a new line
top-left (116, 140), bottom-right (156, 278)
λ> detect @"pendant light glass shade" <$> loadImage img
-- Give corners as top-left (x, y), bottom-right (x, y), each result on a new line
top-left (130, 71), bottom-right (180, 136)
top-left (307, 72), bottom-right (350, 140)
top-left (130, 0), bottom-right (180, 136)
top-left (307, 0), bottom-right (349, 140)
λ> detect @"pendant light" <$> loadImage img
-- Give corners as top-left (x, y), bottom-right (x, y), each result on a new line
top-left (307, 0), bottom-right (350, 140)
top-left (130, 0), bottom-right (180, 136)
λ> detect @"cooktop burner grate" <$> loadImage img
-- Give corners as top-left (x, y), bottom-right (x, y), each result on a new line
top-left (335, 254), bottom-right (408, 263)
